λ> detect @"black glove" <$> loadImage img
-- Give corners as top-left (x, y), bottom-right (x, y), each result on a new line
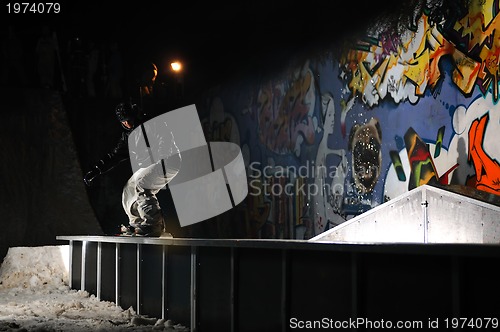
top-left (84, 166), bottom-right (101, 187)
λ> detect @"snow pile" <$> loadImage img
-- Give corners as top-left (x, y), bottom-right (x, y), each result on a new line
top-left (0, 245), bottom-right (189, 331)
top-left (0, 245), bottom-right (69, 290)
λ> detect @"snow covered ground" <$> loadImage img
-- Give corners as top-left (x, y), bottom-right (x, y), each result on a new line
top-left (0, 245), bottom-right (189, 331)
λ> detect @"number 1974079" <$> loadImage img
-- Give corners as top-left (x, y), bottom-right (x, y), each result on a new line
top-left (6, 2), bottom-right (61, 14)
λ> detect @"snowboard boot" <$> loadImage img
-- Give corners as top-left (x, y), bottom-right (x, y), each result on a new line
top-left (120, 224), bottom-right (136, 236)
top-left (133, 223), bottom-right (163, 237)
top-left (120, 220), bottom-right (173, 238)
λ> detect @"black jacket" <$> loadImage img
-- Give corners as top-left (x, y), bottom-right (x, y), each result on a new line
top-left (95, 130), bottom-right (131, 174)
top-left (93, 103), bottom-right (178, 176)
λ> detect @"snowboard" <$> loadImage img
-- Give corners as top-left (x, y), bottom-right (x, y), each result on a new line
top-left (118, 224), bottom-right (173, 238)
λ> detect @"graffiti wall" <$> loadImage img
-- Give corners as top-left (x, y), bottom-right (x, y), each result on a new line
top-left (198, 0), bottom-right (500, 239)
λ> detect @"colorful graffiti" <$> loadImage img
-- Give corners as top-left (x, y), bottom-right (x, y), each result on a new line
top-left (454, 0), bottom-right (500, 99)
top-left (202, 96), bottom-right (240, 144)
top-left (467, 113), bottom-right (500, 194)
top-left (243, 173), bottom-right (271, 238)
top-left (337, 0), bottom-right (500, 132)
top-left (399, 126), bottom-right (458, 190)
top-left (197, 1), bottom-right (500, 239)
top-left (385, 94), bottom-right (498, 201)
top-left (256, 64), bottom-right (318, 155)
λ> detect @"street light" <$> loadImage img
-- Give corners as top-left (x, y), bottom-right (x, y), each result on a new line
top-left (170, 61), bottom-right (183, 100)
top-left (170, 61), bottom-right (182, 72)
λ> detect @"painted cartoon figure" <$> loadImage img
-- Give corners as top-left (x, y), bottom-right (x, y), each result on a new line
top-left (313, 93), bottom-right (347, 235)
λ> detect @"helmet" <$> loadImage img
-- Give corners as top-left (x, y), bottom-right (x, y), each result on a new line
top-left (137, 62), bottom-right (158, 85)
top-left (115, 101), bottom-right (140, 128)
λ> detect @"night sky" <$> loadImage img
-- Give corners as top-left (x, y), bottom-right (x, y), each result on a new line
top-left (2, 0), bottom-right (404, 95)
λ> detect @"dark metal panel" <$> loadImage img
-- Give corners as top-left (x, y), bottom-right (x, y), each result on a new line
top-left (162, 246), bottom-right (167, 320)
top-left (460, 256), bottom-right (500, 317)
top-left (140, 244), bottom-right (164, 319)
top-left (119, 243), bottom-right (137, 311)
top-left (357, 253), bottom-right (453, 322)
top-left (288, 249), bottom-right (353, 323)
top-left (100, 242), bottom-right (116, 303)
top-left (231, 247), bottom-right (238, 332)
top-left (84, 241), bottom-right (98, 295)
top-left (197, 246), bottom-right (232, 332)
top-left (237, 248), bottom-right (282, 332)
top-left (190, 247), bottom-right (197, 331)
top-left (166, 245), bottom-right (191, 327)
top-left (280, 250), bottom-right (289, 332)
top-left (62, 236), bottom-right (500, 332)
top-left (71, 241), bottom-right (82, 290)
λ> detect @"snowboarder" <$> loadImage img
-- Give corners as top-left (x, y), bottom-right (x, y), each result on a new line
top-left (83, 101), bottom-right (181, 237)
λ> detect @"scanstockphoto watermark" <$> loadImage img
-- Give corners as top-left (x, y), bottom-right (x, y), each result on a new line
top-left (247, 161), bottom-right (379, 198)
top-left (289, 317), bottom-right (500, 329)
top-left (289, 317), bottom-right (425, 329)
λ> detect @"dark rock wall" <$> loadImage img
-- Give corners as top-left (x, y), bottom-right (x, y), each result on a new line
top-left (0, 88), bottom-right (103, 262)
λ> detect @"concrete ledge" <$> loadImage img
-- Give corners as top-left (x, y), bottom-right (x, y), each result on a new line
top-left (310, 184), bottom-right (500, 244)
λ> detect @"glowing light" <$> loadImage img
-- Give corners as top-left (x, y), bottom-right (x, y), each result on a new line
top-left (171, 61), bottom-right (182, 72)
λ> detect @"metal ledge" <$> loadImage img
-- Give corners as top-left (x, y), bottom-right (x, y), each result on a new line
top-left (57, 234), bottom-right (500, 332)
top-left (56, 235), bottom-right (500, 257)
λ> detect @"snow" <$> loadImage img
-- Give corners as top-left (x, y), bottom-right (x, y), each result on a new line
top-left (0, 245), bottom-right (189, 331)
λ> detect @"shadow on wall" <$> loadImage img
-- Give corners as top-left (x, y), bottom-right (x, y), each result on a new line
top-left (0, 88), bottom-right (102, 263)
